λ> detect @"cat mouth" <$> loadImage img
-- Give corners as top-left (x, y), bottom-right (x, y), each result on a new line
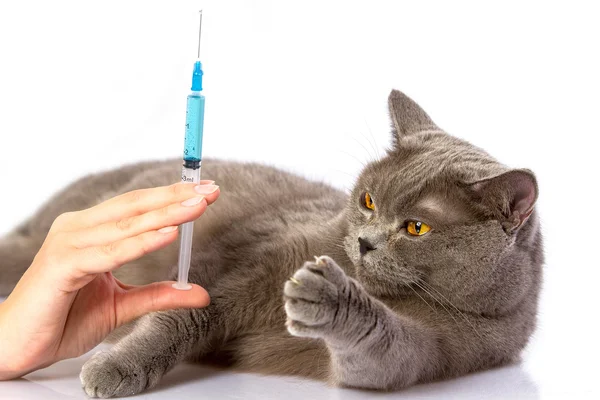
top-left (358, 250), bottom-right (378, 264)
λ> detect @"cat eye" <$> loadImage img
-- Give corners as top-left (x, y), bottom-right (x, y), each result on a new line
top-left (361, 192), bottom-right (375, 211)
top-left (407, 221), bottom-right (431, 236)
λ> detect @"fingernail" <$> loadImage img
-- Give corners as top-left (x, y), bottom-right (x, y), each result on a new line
top-left (181, 196), bottom-right (205, 207)
top-left (158, 226), bottom-right (178, 233)
top-left (203, 180), bottom-right (215, 185)
top-left (194, 184), bottom-right (219, 194)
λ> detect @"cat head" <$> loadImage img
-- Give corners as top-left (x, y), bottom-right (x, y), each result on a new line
top-left (344, 90), bottom-right (541, 314)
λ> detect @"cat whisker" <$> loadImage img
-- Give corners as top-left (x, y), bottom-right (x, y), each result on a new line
top-left (313, 345), bottom-right (326, 378)
top-left (361, 118), bottom-right (383, 162)
top-left (419, 280), bottom-right (474, 314)
top-left (412, 281), bottom-right (461, 329)
top-left (350, 136), bottom-right (375, 164)
top-left (324, 244), bottom-right (349, 259)
top-left (338, 150), bottom-right (367, 169)
top-left (417, 280), bottom-right (485, 341)
top-left (421, 280), bottom-right (471, 312)
top-left (407, 285), bottom-right (437, 315)
top-left (331, 169), bottom-right (357, 179)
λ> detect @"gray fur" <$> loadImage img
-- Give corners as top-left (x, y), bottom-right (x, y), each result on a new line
top-left (0, 90), bottom-right (542, 397)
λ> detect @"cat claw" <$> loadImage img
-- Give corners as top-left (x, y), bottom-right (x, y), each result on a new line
top-left (289, 277), bottom-right (301, 285)
top-left (283, 255), bottom-right (349, 339)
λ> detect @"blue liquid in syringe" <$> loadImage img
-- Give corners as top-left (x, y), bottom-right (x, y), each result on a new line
top-left (183, 94), bottom-right (205, 162)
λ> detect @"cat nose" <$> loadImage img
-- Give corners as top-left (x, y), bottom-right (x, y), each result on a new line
top-left (358, 237), bottom-right (376, 255)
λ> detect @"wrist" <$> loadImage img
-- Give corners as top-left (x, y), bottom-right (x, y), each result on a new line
top-left (0, 296), bottom-right (44, 380)
top-left (0, 303), bottom-right (22, 379)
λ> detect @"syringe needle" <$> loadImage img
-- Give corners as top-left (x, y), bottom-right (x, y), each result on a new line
top-left (197, 10), bottom-right (203, 59)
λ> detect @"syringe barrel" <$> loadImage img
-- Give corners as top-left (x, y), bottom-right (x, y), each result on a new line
top-left (174, 91), bottom-right (204, 291)
top-left (182, 92), bottom-right (205, 167)
top-left (174, 164), bottom-right (200, 291)
top-left (174, 221), bottom-right (195, 290)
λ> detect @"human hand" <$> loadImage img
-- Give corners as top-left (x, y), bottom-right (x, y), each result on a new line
top-left (0, 181), bottom-right (220, 379)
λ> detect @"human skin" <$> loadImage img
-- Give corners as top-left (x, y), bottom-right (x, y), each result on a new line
top-left (0, 181), bottom-right (220, 379)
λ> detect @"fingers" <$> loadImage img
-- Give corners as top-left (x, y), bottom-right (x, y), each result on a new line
top-left (71, 194), bottom-right (209, 248)
top-left (54, 181), bottom-right (219, 232)
top-left (74, 223), bottom-right (183, 274)
top-left (114, 281), bottom-right (210, 328)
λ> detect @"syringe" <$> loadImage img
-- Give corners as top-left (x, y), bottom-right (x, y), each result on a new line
top-left (173, 10), bottom-right (205, 291)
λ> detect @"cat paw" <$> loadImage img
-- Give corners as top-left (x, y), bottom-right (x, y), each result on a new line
top-left (283, 255), bottom-right (349, 338)
top-left (80, 351), bottom-right (149, 398)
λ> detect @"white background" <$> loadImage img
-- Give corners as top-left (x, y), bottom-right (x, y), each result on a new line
top-left (0, 0), bottom-right (599, 398)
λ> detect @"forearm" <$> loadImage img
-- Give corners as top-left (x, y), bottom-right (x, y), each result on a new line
top-left (328, 299), bottom-right (439, 389)
top-left (0, 301), bottom-right (29, 380)
top-left (0, 182), bottom-right (218, 382)
top-left (0, 274), bottom-right (70, 380)
top-left (284, 256), bottom-right (441, 390)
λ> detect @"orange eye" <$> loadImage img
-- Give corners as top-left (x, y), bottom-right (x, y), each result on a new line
top-left (407, 221), bottom-right (431, 236)
top-left (362, 192), bottom-right (375, 211)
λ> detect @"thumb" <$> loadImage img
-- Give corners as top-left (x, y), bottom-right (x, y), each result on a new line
top-left (114, 281), bottom-right (210, 327)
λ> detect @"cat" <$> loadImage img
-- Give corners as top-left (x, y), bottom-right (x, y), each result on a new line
top-left (0, 90), bottom-right (543, 397)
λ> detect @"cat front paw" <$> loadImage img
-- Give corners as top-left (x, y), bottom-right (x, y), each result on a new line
top-left (80, 350), bottom-right (150, 398)
top-left (283, 255), bottom-right (350, 339)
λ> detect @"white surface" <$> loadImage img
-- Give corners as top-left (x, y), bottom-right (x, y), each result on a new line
top-left (0, 343), bottom-right (539, 400)
top-left (0, 0), bottom-right (599, 399)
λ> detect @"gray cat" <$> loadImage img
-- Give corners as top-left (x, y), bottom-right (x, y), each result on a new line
top-left (0, 90), bottom-right (543, 397)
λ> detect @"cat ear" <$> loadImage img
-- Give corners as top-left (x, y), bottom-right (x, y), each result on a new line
top-left (468, 169), bottom-right (538, 232)
top-left (388, 90), bottom-right (439, 143)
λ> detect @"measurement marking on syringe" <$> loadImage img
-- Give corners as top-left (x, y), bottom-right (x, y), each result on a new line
top-left (174, 9), bottom-right (205, 291)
